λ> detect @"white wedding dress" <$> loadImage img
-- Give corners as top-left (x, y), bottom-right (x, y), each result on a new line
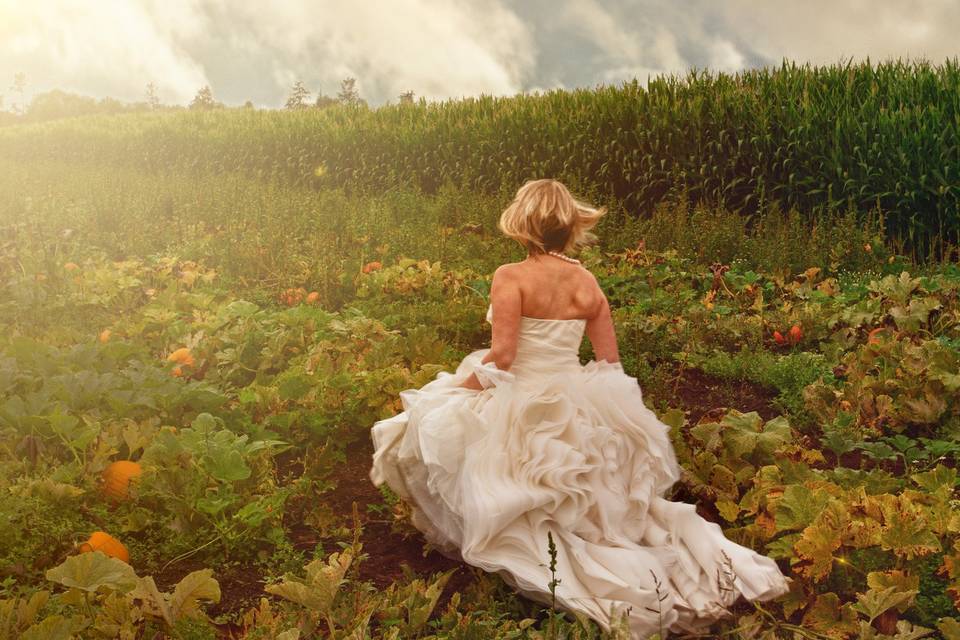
top-left (369, 304), bottom-right (790, 638)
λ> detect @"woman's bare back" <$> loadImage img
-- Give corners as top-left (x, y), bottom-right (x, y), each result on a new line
top-left (488, 254), bottom-right (619, 365)
top-left (505, 255), bottom-right (602, 320)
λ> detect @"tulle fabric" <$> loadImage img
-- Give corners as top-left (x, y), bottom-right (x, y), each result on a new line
top-left (369, 307), bottom-right (790, 639)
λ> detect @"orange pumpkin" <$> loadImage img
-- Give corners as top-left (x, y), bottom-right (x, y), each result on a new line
top-left (305, 291), bottom-right (320, 304)
top-left (788, 324), bottom-right (803, 343)
top-left (167, 347), bottom-right (195, 367)
top-left (64, 262), bottom-right (80, 271)
top-left (280, 287), bottom-right (306, 306)
top-left (79, 531), bottom-right (129, 563)
top-left (101, 460), bottom-right (142, 501)
top-left (773, 330), bottom-right (786, 345)
top-left (361, 261), bottom-right (382, 274)
top-left (99, 329), bottom-right (111, 343)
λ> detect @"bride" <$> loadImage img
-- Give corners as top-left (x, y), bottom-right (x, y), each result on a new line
top-left (369, 179), bottom-right (791, 638)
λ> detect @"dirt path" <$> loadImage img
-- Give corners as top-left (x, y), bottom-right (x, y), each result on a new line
top-left (314, 436), bottom-right (474, 594)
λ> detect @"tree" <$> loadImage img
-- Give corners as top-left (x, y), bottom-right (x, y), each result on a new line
top-left (285, 80), bottom-right (311, 110)
top-left (337, 77), bottom-right (364, 107)
top-left (398, 89), bottom-right (415, 105)
top-left (22, 90), bottom-right (139, 122)
top-left (26, 89), bottom-right (97, 120)
top-left (145, 82), bottom-right (160, 109)
top-left (314, 91), bottom-right (336, 108)
top-left (189, 85), bottom-right (220, 110)
top-left (10, 72), bottom-right (26, 114)
top-left (242, 100), bottom-right (254, 109)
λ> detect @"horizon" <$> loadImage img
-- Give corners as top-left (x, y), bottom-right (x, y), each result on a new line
top-left (5, 55), bottom-right (960, 114)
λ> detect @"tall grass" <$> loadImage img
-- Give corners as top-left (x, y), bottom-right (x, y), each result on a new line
top-left (0, 156), bottom-right (902, 301)
top-left (2, 58), bottom-right (958, 260)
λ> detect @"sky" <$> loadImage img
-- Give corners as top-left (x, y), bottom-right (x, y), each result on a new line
top-left (0, 0), bottom-right (958, 109)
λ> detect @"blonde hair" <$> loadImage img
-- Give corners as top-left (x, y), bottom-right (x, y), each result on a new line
top-left (498, 179), bottom-right (606, 255)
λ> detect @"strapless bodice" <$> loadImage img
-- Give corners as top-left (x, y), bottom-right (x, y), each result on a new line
top-left (485, 304), bottom-right (585, 375)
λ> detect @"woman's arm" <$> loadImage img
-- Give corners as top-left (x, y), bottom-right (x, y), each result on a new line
top-left (459, 265), bottom-right (522, 389)
top-left (585, 279), bottom-right (620, 364)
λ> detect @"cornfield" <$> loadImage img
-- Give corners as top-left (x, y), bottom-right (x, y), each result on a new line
top-left (2, 58), bottom-right (958, 259)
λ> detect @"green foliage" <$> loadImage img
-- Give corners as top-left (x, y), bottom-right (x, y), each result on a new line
top-left (138, 413), bottom-right (290, 559)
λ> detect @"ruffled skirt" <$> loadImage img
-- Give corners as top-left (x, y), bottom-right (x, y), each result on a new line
top-left (369, 349), bottom-right (790, 639)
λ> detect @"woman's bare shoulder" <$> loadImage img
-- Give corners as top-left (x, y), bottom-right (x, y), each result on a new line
top-left (577, 267), bottom-right (608, 316)
top-left (492, 261), bottom-right (524, 280)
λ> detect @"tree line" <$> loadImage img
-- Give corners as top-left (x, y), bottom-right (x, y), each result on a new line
top-left (0, 73), bottom-right (419, 125)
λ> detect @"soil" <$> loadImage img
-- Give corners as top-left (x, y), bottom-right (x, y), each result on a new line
top-left (664, 365), bottom-right (781, 425)
top-left (308, 436), bottom-right (474, 602)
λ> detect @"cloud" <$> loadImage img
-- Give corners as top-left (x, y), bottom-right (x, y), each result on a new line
top-left (0, 0), bottom-right (537, 106)
top-left (219, 0), bottom-right (537, 102)
top-left (0, 0), bottom-right (957, 108)
top-left (0, 0), bottom-right (210, 104)
top-left (723, 0), bottom-right (960, 65)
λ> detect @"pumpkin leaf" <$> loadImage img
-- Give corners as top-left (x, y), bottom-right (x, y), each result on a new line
top-left (19, 615), bottom-right (85, 640)
top-left (689, 420), bottom-right (722, 451)
top-left (340, 599), bottom-right (381, 640)
top-left (872, 272), bottom-right (921, 307)
top-left (938, 617), bottom-right (960, 640)
top-left (169, 569), bottom-right (220, 621)
top-left (130, 576), bottom-right (173, 627)
top-left (716, 499), bottom-right (742, 523)
top-left (764, 532), bottom-right (800, 560)
top-left (222, 299), bottom-right (260, 319)
top-left (203, 448), bottom-right (251, 482)
top-left (264, 581), bottom-right (316, 610)
top-left (851, 586), bottom-right (918, 623)
top-left (779, 580), bottom-right (808, 619)
top-left (899, 388), bottom-right (947, 424)
top-left (890, 296), bottom-right (940, 333)
top-left (45, 551), bottom-right (137, 594)
top-left (93, 591), bottom-right (143, 639)
top-left (721, 411), bottom-right (791, 464)
top-left (278, 373), bottom-right (313, 401)
top-left (911, 464), bottom-right (958, 494)
top-left (16, 590), bottom-right (50, 629)
top-left (738, 465), bottom-right (783, 514)
top-left (931, 369), bottom-right (960, 393)
top-left (868, 620), bottom-right (936, 639)
top-left (866, 570), bottom-right (919, 611)
top-left (266, 550), bottom-right (352, 615)
top-left (709, 464), bottom-right (738, 498)
top-left (407, 570), bottom-right (453, 632)
top-left (775, 485), bottom-right (831, 532)
top-left (795, 522), bottom-right (842, 580)
top-left (801, 592), bottom-right (858, 639)
top-left (878, 495), bottom-right (941, 559)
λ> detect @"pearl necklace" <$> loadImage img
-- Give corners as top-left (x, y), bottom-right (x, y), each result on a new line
top-left (547, 250), bottom-right (581, 265)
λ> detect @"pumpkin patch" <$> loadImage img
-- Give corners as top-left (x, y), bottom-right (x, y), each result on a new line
top-left (3, 58), bottom-right (960, 638)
